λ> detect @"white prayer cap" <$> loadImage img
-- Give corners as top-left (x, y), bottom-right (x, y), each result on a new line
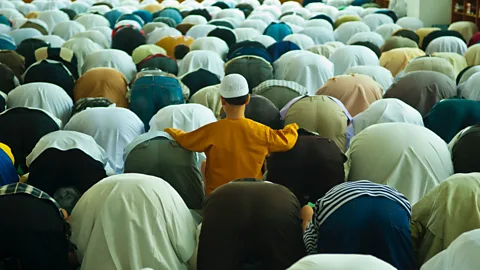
top-left (219, 74), bottom-right (249, 99)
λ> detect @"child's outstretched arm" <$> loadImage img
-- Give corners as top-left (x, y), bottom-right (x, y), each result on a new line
top-left (266, 123), bottom-right (299, 152)
top-left (164, 126), bottom-right (211, 153)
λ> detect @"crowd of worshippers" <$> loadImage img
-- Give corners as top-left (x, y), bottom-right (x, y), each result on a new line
top-left (2, 0), bottom-right (480, 269)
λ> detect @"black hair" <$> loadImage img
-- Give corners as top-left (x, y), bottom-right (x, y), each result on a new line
top-left (174, 44), bottom-right (190, 60)
top-left (54, 187), bottom-right (82, 215)
top-left (351, 41), bottom-right (381, 58)
top-left (224, 94), bottom-right (249, 105)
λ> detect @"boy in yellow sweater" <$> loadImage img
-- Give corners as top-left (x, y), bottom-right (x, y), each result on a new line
top-left (165, 74), bottom-right (299, 195)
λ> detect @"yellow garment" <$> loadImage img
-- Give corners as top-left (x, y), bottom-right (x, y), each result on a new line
top-left (411, 173), bottom-right (480, 265)
top-left (156, 36), bottom-right (195, 59)
top-left (132, 44), bottom-right (167, 64)
top-left (0, 143), bottom-right (14, 164)
top-left (431, 52), bottom-right (468, 76)
top-left (380, 47), bottom-right (426, 77)
top-left (416, 27), bottom-right (441, 48)
top-left (283, 96), bottom-right (347, 152)
top-left (334, 15), bottom-right (361, 29)
top-left (165, 119), bottom-right (299, 195)
top-left (141, 3), bottom-right (164, 13)
top-left (381, 36), bottom-right (418, 52)
top-left (448, 21), bottom-right (478, 43)
top-left (404, 56), bottom-right (456, 80)
top-left (25, 12), bottom-right (38, 19)
top-left (465, 44), bottom-right (480, 66)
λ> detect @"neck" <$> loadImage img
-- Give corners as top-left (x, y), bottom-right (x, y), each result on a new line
top-left (223, 105), bottom-right (246, 120)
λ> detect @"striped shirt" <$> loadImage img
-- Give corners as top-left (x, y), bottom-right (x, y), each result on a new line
top-left (0, 182), bottom-right (65, 218)
top-left (252, 79), bottom-right (308, 96)
top-left (303, 180), bottom-right (411, 254)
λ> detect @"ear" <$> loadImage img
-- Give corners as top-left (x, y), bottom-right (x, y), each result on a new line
top-left (245, 94), bottom-right (251, 105)
top-left (221, 96), bottom-right (227, 106)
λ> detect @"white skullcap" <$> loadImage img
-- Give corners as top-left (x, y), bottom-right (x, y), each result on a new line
top-left (219, 74), bottom-right (249, 99)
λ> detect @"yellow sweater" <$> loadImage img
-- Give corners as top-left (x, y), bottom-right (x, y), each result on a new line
top-left (165, 118), bottom-right (299, 195)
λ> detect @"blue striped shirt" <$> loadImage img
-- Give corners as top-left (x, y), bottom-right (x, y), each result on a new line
top-left (304, 180), bottom-right (411, 254)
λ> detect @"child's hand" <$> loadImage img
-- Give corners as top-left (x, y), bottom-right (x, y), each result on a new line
top-left (301, 205), bottom-right (314, 232)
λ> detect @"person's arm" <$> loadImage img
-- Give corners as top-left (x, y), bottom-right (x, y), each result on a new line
top-left (165, 126), bottom-right (211, 153)
top-left (266, 123), bottom-right (299, 152)
top-left (301, 205), bottom-right (314, 232)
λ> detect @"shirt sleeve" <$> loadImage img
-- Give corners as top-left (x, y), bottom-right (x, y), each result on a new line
top-left (266, 123), bottom-right (299, 152)
top-left (303, 221), bottom-right (318, 255)
top-left (164, 127), bottom-right (211, 153)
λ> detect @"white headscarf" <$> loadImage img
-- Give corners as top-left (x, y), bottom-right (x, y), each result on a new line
top-left (388, 0), bottom-right (407, 18)
top-left (142, 22), bottom-right (168, 34)
top-left (147, 27), bottom-right (182, 44)
top-left (91, 26), bottom-right (113, 47)
top-left (26, 130), bottom-right (109, 171)
top-left (251, 35), bottom-right (276, 47)
top-left (149, 103), bottom-right (216, 133)
top-left (73, 30), bottom-right (111, 49)
top-left (247, 13), bottom-right (275, 25)
top-left (215, 8), bottom-right (245, 23)
top-left (425, 36), bottom-right (468, 55)
top-left (17, 4), bottom-right (38, 16)
top-left (346, 122), bottom-right (454, 204)
top-left (347, 32), bottom-right (385, 48)
top-left (75, 14), bottom-right (111, 30)
top-left (34, 35), bottom-right (65, 48)
top-left (190, 37), bottom-right (229, 60)
top-left (234, 27), bottom-right (261, 42)
top-left (274, 51), bottom-right (334, 95)
top-left (362, 13), bottom-right (394, 31)
top-left (421, 229), bottom-right (480, 270)
top-left (186, 24), bottom-right (216, 39)
top-left (299, 27), bottom-right (335, 45)
top-left (182, 15), bottom-right (207, 25)
top-left (375, 23), bottom-right (402, 40)
top-left (283, 33), bottom-right (315, 50)
top-left (62, 37), bottom-right (103, 75)
top-left (280, 14), bottom-right (305, 27)
top-left (0, 8), bottom-right (24, 20)
top-left (64, 107), bottom-right (145, 174)
top-left (69, 2), bottom-right (89, 14)
top-left (8, 28), bottom-right (42, 45)
top-left (114, 20), bottom-right (142, 30)
top-left (348, 98), bottom-right (424, 138)
top-left (179, 50), bottom-right (225, 79)
top-left (457, 65), bottom-right (480, 94)
top-left (7, 83), bottom-right (73, 126)
top-left (52, 21), bottom-right (86, 41)
top-left (70, 173), bottom-right (197, 270)
top-left (82, 49), bottom-right (137, 83)
top-left (240, 19), bottom-right (268, 33)
top-left (304, 19), bottom-right (333, 31)
top-left (396, 17), bottom-right (424, 31)
top-left (37, 10), bottom-right (70, 34)
top-left (345, 65), bottom-right (394, 91)
top-left (87, 4), bottom-right (111, 14)
top-left (330, 45), bottom-right (380, 75)
top-left (334, 21), bottom-right (370, 44)
top-left (288, 254), bottom-right (396, 270)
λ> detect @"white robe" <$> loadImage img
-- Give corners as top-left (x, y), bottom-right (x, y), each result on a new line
top-left (421, 229), bottom-right (480, 270)
top-left (346, 122), bottom-right (454, 204)
top-left (287, 254), bottom-right (396, 270)
top-left (70, 174), bottom-right (197, 270)
top-left (7, 82), bottom-right (73, 126)
top-left (64, 107), bottom-right (145, 174)
top-left (81, 49), bottom-right (137, 83)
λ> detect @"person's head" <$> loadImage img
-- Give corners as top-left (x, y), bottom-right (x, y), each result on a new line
top-left (220, 74), bottom-right (251, 108)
